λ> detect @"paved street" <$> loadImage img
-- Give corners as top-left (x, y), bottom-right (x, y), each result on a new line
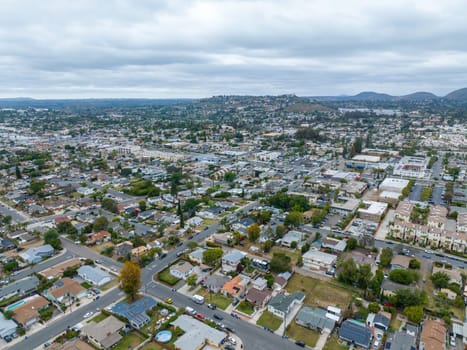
top-left (0, 201), bottom-right (28, 223)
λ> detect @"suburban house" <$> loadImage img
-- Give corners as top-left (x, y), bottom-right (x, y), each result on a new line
top-left (77, 265), bottom-right (113, 286)
top-left (131, 246), bottom-right (148, 262)
top-left (82, 315), bottom-right (125, 349)
top-left (19, 244), bottom-right (54, 264)
top-left (221, 275), bottom-right (248, 298)
top-left (274, 271), bottom-right (292, 289)
top-left (203, 274), bottom-right (230, 293)
top-left (432, 266), bottom-right (463, 286)
top-left (385, 331), bottom-right (416, 350)
top-left (45, 278), bottom-right (87, 304)
top-left (339, 319), bottom-right (373, 349)
top-left (366, 313), bottom-right (390, 332)
top-left (245, 287), bottom-right (272, 309)
top-left (281, 230), bottom-right (304, 248)
top-left (267, 291), bottom-right (305, 319)
top-left (48, 339), bottom-right (95, 350)
top-left (295, 306), bottom-right (336, 333)
top-left (115, 241), bottom-right (133, 257)
top-left (321, 237), bottom-right (347, 254)
top-left (420, 319), bottom-right (446, 350)
top-left (0, 312), bottom-right (17, 339)
top-left (12, 295), bottom-right (49, 329)
top-left (86, 230), bottom-right (110, 245)
top-left (171, 315), bottom-right (228, 350)
top-left (380, 280), bottom-right (416, 297)
top-left (302, 250), bottom-right (337, 272)
top-left (170, 261), bottom-right (194, 280)
top-left (188, 247), bottom-right (205, 265)
top-left (0, 276), bottom-right (39, 301)
top-left (110, 296), bottom-right (157, 329)
top-left (221, 250), bottom-right (246, 273)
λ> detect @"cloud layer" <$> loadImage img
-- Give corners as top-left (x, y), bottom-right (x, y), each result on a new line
top-left (1, 0), bottom-right (467, 98)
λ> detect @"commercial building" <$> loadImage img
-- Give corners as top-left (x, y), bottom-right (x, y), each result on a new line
top-left (358, 201), bottom-right (388, 222)
top-left (302, 250), bottom-right (337, 272)
top-left (379, 178), bottom-right (409, 194)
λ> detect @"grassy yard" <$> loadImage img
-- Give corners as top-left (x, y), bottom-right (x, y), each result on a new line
top-left (87, 313), bottom-right (109, 323)
top-left (114, 332), bottom-right (146, 350)
top-left (81, 281), bottom-right (92, 289)
top-left (323, 334), bottom-right (349, 350)
top-left (389, 314), bottom-right (402, 332)
top-left (256, 310), bottom-right (283, 331)
top-left (286, 321), bottom-right (320, 347)
top-left (101, 279), bottom-right (119, 291)
top-left (142, 343), bottom-right (166, 350)
top-left (236, 300), bottom-right (255, 315)
top-left (285, 274), bottom-right (354, 308)
top-left (158, 268), bottom-right (181, 286)
top-left (198, 289), bottom-right (232, 310)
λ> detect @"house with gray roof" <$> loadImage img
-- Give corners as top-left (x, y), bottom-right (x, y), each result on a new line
top-left (0, 276), bottom-right (39, 301)
top-left (188, 247), bottom-right (205, 264)
top-left (81, 315), bottom-right (125, 349)
top-left (339, 319), bottom-right (372, 349)
top-left (204, 274), bottom-right (230, 293)
top-left (77, 265), bottom-right (113, 286)
top-left (385, 331), bottom-right (416, 350)
top-left (222, 249), bottom-right (246, 273)
top-left (171, 315), bottom-right (227, 350)
top-left (295, 306), bottom-right (336, 332)
top-left (110, 296), bottom-right (157, 329)
top-left (0, 312), bottom-right (17, 338)
top-left (20, 244), bottom-right (54, 264)
top-left (281, 230), bottom-right (304, 248)
top-left (267, 291), bottom-right (305, 318)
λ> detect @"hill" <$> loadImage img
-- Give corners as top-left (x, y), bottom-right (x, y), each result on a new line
top-left (444, 88), bottom-right (467, 101)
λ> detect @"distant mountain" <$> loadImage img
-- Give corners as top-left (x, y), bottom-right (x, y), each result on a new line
top-left (399, 92), bottom-right (439, 101)
top-left (444, 88), bottom-right (467, 101)
top-left (352, 91), bottom-right (394, 101)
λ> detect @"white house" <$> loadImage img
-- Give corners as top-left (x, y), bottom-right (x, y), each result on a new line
top-left (222, 250), bottom-right (246, 273)
top-left (302, 250), bottom-right (337, 272)
top-left (170, 261), bottom-right (194, 280)
top-left (77, 265), bottom-right (113, 286)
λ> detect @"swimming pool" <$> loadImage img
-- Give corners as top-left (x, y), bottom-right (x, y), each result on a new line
top-left (155, 330), bottom-right (172, 343)
top-left (5, 300), bottom-right (25, 311)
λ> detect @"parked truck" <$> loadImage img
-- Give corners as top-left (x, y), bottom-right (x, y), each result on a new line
top-left (192, 294), bottom-right (205, 305)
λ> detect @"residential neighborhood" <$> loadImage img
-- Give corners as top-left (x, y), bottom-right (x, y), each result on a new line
top-left (0, 95), bottom-right (466, 350)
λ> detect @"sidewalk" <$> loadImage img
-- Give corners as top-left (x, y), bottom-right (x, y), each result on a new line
top-left (314, 330), bottom-right (330, 350)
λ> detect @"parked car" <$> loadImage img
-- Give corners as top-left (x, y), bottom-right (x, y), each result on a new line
top-left (43, 341), bottom-right (51, 348)
top-left (295, 340), bottom-right (305, 347)
top-left (207, 303), bottom-right (217, 310)
top-left (213, 313), bottom-right (223, 320)
top-left (165, 297), bottom-right (173, 304)
top-left (228, 337), bottom-right (237, 345)
top-left (83, 312), bottom-right (93, 318)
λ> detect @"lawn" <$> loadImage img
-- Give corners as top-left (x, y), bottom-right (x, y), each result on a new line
top-left (158, 268), bottom-right (181, 286)
top-left (285, 274), bottom-right (354, 308)
top-left (101, 279), bottom-right (119, 291)
top-left (113, 332), bottom-right (146, 350)
top-left (87, 313), bottom-right (109, 323)
top-left (256, 310), bottom-right (283, 331)
top-left (286, 321), bottom-right (320, 347)
top-left (81, 281), bottom-right (92, 289)
top-left (198, 289), bottom-right (232, 310)
top-left (142, 343), bottom-right (165, 350)
top-left (389, 314), bottom-right (402, 332)
top-left (236, 300), bottom-right (255, 315)
top-left (323, 334), bottom-right (349, 350)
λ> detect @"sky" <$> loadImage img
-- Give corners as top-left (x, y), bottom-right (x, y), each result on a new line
top-left (1, 0), bottom-right (467, 98)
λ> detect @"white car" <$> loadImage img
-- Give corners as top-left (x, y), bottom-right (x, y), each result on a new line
top-left (228, 337), bottom-right (237, 345)
top-left (83, 312), bottom-right (93, 318)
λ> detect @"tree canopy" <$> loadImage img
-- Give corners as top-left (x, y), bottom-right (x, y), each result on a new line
top-left (270, 252), bottom-right (291, 273)
top-left (119, 261), bottom-right (141, 301)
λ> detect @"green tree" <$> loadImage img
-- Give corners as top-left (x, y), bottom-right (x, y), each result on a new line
top-left (247, 223), bottom-right (261, 242)
top-left (275, 224), bottom-right (286, 237)
top-left (270, 252), bottom-right (291, 273)
top-left (257, 210), bottom-right (272, 224)
top-left (403, 305), bottom-right (424, 323)
top-left (389, 270), bottom-right (418, 285)
top-left (101, 198), bottom-right (118, 213)
top-left (56, 221), bottom-right (78, 237)
top-left (202, 248), bottom-right (223, 266)
top-left (409, 259), bottom-right (420, 269)
top-left (264, 273), bottom-right (274, 288)
top-left (285, 211), bottom-right (303, 227)
top-left (430, 272), bottom-right (450, 289)
top-left (338, 259), bottom-right (359, 285)
top-left (301, 243), bottom-right (310, 254)
top-left (186, 274), bottom-right (198, 286)
top-left (368, 302), bottom-right (380, 313)
top-left (92, 216), bottom-right (109, 232)
top-left (15, 164), bottom-right (21, 179)
top-left (357, 264), bottom-right (373, 290)
top-left (346, 237), bottom-right (358, 251)
top-left (223, 172), bottom-right (236, 182)
top-left (44, 229), bottom-right (62, 250)
top-left (379, 248), bottom-right (393, 268)
top-left (119, 261), bottom-right (141, 301)
top-left (395, 288), bottom-right (426, 307)
top-left (139, 200), bottom-right (147, 212)
top-left (263, 240), bottom-right (273, 253)
top-left (369, 269), bottom-right (384, 294)
top-left (29, 179), bottom-right (46, 195)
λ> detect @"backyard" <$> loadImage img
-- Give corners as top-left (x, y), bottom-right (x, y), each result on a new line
top-left (285, 321), bottom-right (320, 347)
top-left (114, 332), bottom-right (146, 350)
top-left (323, 334), bottom-right (349, 350)
top-left (256, 310), bottom-right (283, 331)
top-left (285, 274), bottom-right (354, 308)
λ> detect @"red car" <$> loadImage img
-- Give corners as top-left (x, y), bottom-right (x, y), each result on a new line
top-left (196, 313), bottom-right (205, 321)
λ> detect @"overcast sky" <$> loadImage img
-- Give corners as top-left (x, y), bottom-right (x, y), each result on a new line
top-left (1, 0), bottom-right (467, 98)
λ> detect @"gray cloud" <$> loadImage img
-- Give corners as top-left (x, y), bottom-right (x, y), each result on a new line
top-left (0, 0), bottom-right (467, 98)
